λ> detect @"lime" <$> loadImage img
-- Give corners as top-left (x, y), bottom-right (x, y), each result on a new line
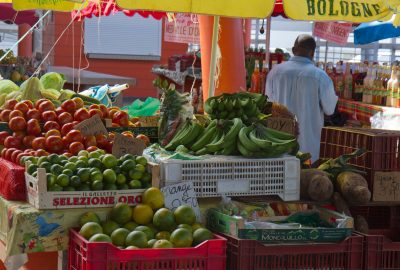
top-left (153, 208), bottom-right (175, 232)
top-left (64, 162), bottom-right (77, 172)
top-left (123, 221), bottom-right (138, 231)
top-left (56, 174), bottom-right (70, 187)
top-left (78, 150), bottom-right (89, 157)
top-left (58, 155), bottom-right (68, 163)
top-left (120, 154), bottom-right (135, 162)
top-left (174, 205), bottom-right (196, 225)
top-left (134, 226), bottom-right (154, 240)
top-left (48, 184), bottom-right (63, 192)
top-left (80, 222), bottom-right (103, 240)
top-left (63, 186), bottom-right (75, 191)
top-left (60, 160), bottom-right (68, 166)
top-left (135, 156), bottom-right (148, 166)
top-left (70, 176), bottom-right (81, 188)
top-left (153, 239), bottom-right (173, 249)
top-left (77, 168), bottom-right (90, 182)
top-left (78, 156), bottom-right (88, 163)
top-left (78, 184), bottom-right (91, 191)
top-left (103, 169), bottom-right (117, 184)
top-left (141, 172), bottom-right (152, 184)
top-left (110, 203), bottom-right (132, 225)
top-left (39, 162), bottom-right (52, 172)
top-left (88, 158), bottom-right (103, 170)
top-left (192, 228), bottom-right (213, 246)
top-left (46, 173), bottom-right (56, 187)
top-left (102, 154), bottom-right (118, 169)
top-left (114, 166), bottom-right (122, 174)
top-left (104, 184), bottom-right (117, 190)
top-left (50, 164), bottom-right (63, 175)
top-left (148, 239), bottom-right (157, 248)
top-left (37, 156), bottom-right (48, 166)
top-left (128, 180), bottom-right (142, 189)
top-left (102, 220), bottom-right (120, 236)
top-left (125, 246), bottom-right (139, 250)
top-left (129, 170), bottom-right (143, 180)
top-left (135, 164), bottom-right (146, 173)
top-left (117, 184), bottom-right (129, 190)
top-left (89, 167), bottom-right (100, 174)
top-left (88, 151), bottom-right (101, 159)
top-left (32, 171), bottom-right (38, 178)
top-left (75, 160), bottom-right (87, 169)
top-left (68, 156), bottom-right (79, 163)
top-left (79, 212), bottom-right (100, 226)
top-left (89, 234), bottom-right (112, 243)
top-left (111, 228), bottom-right (130, 246)
top-left (116, 174), bottom-right (126, 185)
top-left (47, 154), bottom-right (59, 164)
top-left (178, 224), bottom-right (193, 233)
top-left (156, 231), bottom-right (171, 240)
top-left (62, 169), bottom-right (74, 177)
top-left (192, 223), bottom-right (204, 232)
top-left (121, 160), bottom-right (135, 172)
top-left (170, 228), bottom-right (193, 247)
top-left (28, 164), bottom-right (38, 175)
top-left (125, 231), bottom-right (148, 248)
top-left (90, 171), bottom-right (103, 182)
top-left (91, 180), bottom-right (103, 191)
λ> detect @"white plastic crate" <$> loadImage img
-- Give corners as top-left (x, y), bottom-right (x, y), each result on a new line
top-left (160, 155), bottom-right (300, 201)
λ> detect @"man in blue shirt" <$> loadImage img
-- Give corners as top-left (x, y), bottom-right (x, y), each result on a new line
top-left (266, 35), bottom-right (338, 163)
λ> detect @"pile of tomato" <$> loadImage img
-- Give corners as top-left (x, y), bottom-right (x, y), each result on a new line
top-left (0, 98), bottom-right (150, 164)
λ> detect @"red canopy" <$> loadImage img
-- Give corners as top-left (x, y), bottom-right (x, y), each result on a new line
top-left (0, 4), bottom-right (38, 26)
top-left (272, 0), bottom-right (286, 17)
top-left (72, 0), bottom-right (166, 21)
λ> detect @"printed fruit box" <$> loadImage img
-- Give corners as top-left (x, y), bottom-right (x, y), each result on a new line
top-left (207, 207), bottom-right (353, 244)
top-left (25, 162), bottom-right (160, 210)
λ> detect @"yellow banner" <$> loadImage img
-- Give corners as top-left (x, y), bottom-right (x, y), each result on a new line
top-left (284, 0), bottom-right (397, 23)
top-left (117, 0), bottom-right (276, 18)
top-left (12, 0), bottom-right (88, 11)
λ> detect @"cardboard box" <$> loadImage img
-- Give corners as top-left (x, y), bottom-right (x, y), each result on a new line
top-left (25, 162), bottom-right (160, 210)
top-left (373, 171), bottom-right (400, 202)
top-left (207, 207), bottom-right (353, 243)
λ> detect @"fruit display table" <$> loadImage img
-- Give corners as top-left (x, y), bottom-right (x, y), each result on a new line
top-left (0, 196), bottom-right (111, 270)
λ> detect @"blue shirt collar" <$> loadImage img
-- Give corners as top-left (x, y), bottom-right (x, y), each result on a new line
top-left (289, 56), bottom-right (313, 64)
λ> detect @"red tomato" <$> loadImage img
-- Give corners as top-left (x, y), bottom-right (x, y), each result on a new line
top-left (99, 104), bottom-right (109, 118)
top-left (108, 109), bottom-right (119, 120)
top-left (35, 99), bottom-right (48, 110)
top-left (11, 150), bottom-right (22, 163)
top-left (41, 111), bottom-right (58, 122)
top-left (35, 149), bottom-right (48, 157)
top-left (84, 135), bottom-right (97, 148)
top-left (4, 100), bottom-right (18, 110)
top-left (122, 131), bottom-right (134, 138)
top-left (72, 121), bottom-right (80, 126)
top-left (89, 104), bottom-right (100, 110)
top-left (113, 111), bottom-right (129, 126)
top-left (74, 108), bottom-right (90, 122)
top-left (61, 100), bottom-right (76, 114)
top-left (86, 146), bottom-right (98, 152)
top-left (9, 110), bottom-right (24, 119)
top-left (26, 109), bottom-right (41, 120)
top-left (45, 129), bottom-right (61, 138)
top-left (58, 112), bottom-right (74, 126)
top-left (69, 141), bottom-right (84, 155)
top-left (22, 100), bottom-right (34, 109)
top-left (14, 102), bottom-right (29, 115)
top-left (45, 136), bottom-right (64, 153)
top-left (63, 152), bottom-right (73, 158)
top-left (38, 100), bottom-right (55, 113)
top-left (0, 131), bottom-right (10, 145)
top-left (1, 148), bottom-right (7, 158)
top-left (61, 123), bottom-right (75, 136)
top-left (13, 131), bottom-right (26, 141)
top-left (55, 107), bottom-right (66, 116)
top-left (16, 152), bottom-right (30, 164)
top-left (111, 123), bottom-right (120, 127)
top-left (43, 121), bottom-right (61, 132)
top-left (26, 119), bottom-right (41, 136)
top-left (32, 137), bottom-right (46, 150)
top-left (22, 135), bottom-right (36, 148)
top-left (0, 109), bottom-right (11, 122)
top-left (89, 109), bottom-right (103, 118)
top-left (4, 136), bottom-right (21, 149)
top-left (5, 148), bottom-right (16, 161)
top-left (95, 134), bottom-right (108, 147)
top-left (66, 129), bottom-right (84, 143)
top-left (9, 116), bottom-right (27, 132)
top-left (108, 132), bottom-right (115, 140)
top-left (136, 134), bottom-right (150, 146)
top-left (72, 97), bottom-right (84, 109)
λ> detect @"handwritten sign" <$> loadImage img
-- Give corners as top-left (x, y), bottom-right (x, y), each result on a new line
top-left (138, 116), bottom-right (159, 127)
top-left (373, 172), bottom-right (400, 202)
top-left (161, 182), bottom-right (201, 222)
top-left (266, 117), bottom-right (296, 135)
top-left (313, 22), bottom-right (352, 45)
top-left (74, 115), bottom-right (108, 137)
top-left (164, 13), bottom-right (200, 44)
top-left (112, 133), bottom-right (146, 158)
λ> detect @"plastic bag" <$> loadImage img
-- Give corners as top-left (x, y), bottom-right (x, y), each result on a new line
top-left (123, 97), bottom-right (160, 117)
top-left (371, 111), bottom-right (400, 130)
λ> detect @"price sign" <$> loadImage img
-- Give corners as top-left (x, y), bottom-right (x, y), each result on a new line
top-left (138, 116), bottom-right (159, 127)
top-left (74, 115), bottom-right (108, 137)
top-left (112, 133), bottom-right (146, 158)
top-left (373, 172), bottom-right (400, 202)
top-left (161, 182), bottom-right (201, 222)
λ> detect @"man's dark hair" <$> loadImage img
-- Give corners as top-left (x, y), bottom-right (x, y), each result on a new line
top-left (292, 34), bottom-right (316, 59)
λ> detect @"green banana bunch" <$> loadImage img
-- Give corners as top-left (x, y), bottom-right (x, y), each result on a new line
top-left (165, 120), bottom-right (204, 151)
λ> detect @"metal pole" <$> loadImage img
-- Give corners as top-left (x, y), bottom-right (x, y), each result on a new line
top-left (208, 16), bottom-right (220, 98)
top-left (324, 40), bottom-right (329, 70)
top-left (265, 17), bottom-right (272, 65)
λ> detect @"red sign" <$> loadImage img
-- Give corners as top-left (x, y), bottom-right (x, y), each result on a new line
top-left (164, 13), bottom-right (200, 44)
top-left (313, 22), bottom-right (352, 45)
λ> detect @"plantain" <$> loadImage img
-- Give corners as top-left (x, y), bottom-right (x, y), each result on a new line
top-left (237, 140), bottom-right (254, 157)
top-left (191, 122), bottom-right (218, 152)
top-left (206, 134), bottom-right (225, 153)
top-left (238, 126), bottom-right (260, 152)
top-left (181, 122), bottom-right (204, 147)
top-left (164, 121), bottom-right (191, 151)
top-left (223, 118), bottom-right (243, 146)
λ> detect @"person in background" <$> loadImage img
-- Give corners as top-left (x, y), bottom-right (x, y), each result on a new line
top-left (266, 34), bottom-right (338, 163)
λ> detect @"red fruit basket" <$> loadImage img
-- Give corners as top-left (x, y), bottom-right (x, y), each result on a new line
top-left (219, 232), bottom-right (364, 270)
top-left (0, 157), bottom-right (26, 201)
top-left (68, 229), bottom-right (227, 270)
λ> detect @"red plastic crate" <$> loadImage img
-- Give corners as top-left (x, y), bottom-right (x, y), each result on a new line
top-left (0, 158), bottom-right (26, 201)
top-left (350, 205), bottom-right (400, 229)
top-left (218, 232), bottom-right (363, 270)
top-left (68, 229), bottom-right (226, 270)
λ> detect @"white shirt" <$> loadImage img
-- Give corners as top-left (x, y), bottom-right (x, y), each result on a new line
top-left (266, 56), bottom-right (338, 162)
